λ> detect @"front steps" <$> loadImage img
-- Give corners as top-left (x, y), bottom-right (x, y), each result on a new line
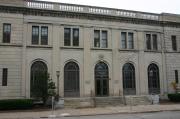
top-left (94, 97), bottom-right (124, 107)
top-left (124, 95), bottom-right (151, 105)
top-left (64, 97), bottom-right (94, 108)
top-left (63, 95), bottom-right (152, 108)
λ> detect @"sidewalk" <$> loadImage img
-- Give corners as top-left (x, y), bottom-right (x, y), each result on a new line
top-left (0, 104), bottom-right (180, 119)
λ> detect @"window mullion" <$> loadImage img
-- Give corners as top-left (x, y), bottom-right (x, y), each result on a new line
top-left (100, 30), bottom-right (102, 48)
top-left (39, 26), bottom-right (41, 45)
top-left (71, 28), bottom-right (73, 46)
top-left (126, 32), bottom-right (128, 49)
top-left (151, 34), bottom-right (153, 50)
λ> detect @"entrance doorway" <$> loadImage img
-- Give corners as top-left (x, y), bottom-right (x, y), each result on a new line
top-left (64, 62), bottom-right (80, 97)
top-left (95, 62), bottom-right (109, 97)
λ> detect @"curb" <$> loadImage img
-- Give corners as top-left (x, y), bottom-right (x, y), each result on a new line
top-left (39, 109), bottom-right (180, 118)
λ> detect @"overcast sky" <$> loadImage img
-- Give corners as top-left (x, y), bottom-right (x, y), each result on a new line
top-left (38, 0), bottom-right (180, 14)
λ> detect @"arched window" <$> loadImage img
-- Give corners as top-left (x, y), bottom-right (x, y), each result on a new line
top-left (148, 63), bottom-right (160, 94)
top-left (64, 62), bottom-right (80, 97)
top-left (31, 61), bottom-right (48, 98)
top-left (95, 62), bottom-right (109, 96)
top-left (122, 63), bottom-right (136, 95)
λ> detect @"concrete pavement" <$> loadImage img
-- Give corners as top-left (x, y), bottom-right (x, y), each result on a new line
top-left (0, 104), bottom-right (180, 119)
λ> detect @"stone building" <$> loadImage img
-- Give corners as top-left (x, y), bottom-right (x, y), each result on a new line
top-left (0, 0), bottom-right (180, 106)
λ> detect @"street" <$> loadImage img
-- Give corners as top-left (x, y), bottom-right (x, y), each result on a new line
top-left (44, 111), bottom-right (180, 119)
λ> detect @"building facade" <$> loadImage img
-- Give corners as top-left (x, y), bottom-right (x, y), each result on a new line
top-left (0, 0), bottom-right (180, 101)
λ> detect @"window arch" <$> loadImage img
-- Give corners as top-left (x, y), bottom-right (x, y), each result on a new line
top-left (30, 61), bottom-right (48, 98)
top-left (95, 62), bottom-right (109, 96)
top-left (64, 61), bottom-right (80, 97)
top-left (148, 63), bottom-right (160, 94)
top-left (122, 63), bottom-right (136, 95)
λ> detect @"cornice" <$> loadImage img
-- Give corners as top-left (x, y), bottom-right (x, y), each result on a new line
top-left (0, 5), bottom-right (180, 28)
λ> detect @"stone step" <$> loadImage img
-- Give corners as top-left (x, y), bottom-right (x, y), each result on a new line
top-left (63, 96), bottom-right (151, 108)
top-left (124, 96), bottom-right (151, 105)
top-left (94, 97), bottom-right (124, 107)
top-left (64, 97), bottom-right (94, 108)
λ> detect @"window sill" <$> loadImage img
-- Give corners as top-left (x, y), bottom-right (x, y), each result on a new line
top-left (0, 43), bottom-right (22, 47)
top-left (119, 49), bottom-right (138, 52)
top-left (26, 45), bottom-right (53, 48)
top-left (165, 51), bottom-right (180, 53)
top-left (91, 48), bottom-right (112, 51)
top-left (60, 46), bottom-right (84, 50)
top-left (144, 50), bottom-right (161, 53)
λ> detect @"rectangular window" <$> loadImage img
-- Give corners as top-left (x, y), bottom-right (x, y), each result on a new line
top-left (121, 32), bottom-right (127, 49)
top-left (41, 26), bottom-right (48, 45)
top-left (146, 34), bottom-right (151, 50)
top-left (32, 26), bottom-right (39, 45)
top-left (3, 24), bottom-right (11, 43)
top-left (101, 30), bottom-right (107, 48)
top-left (128, 33), bottom-right (134, 49)
top-left (152, 34), bottom-right (158, 50)
top-left (64, 28), bottom-right (71, 46)
top-left (175, 70), bottom-right (179, 84)
top-left (2, 68), bottom-right (8, 86)
top-left (73, 28), bottom-right (79, 46)
top-left (172, 36), bottom-right (177, 51)
top-left (94, 30), bottom-right (100, 47)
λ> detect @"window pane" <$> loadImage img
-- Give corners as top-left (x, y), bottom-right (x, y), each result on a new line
top-left (101, 30), bottom-right (107, 48)
top-left (3, 24), bottom-right (11, 43)
top-left (175, 70), bottom-right (179, 83)
top-left (152, 34), bottom-right (158, 50)
top-left (94, 30), bottom-right (100, 47)
top-left (121, 32), bottom-right (127, 49)
top-left (41, 26), bottom-right (48, 45)
top-left (146, 34), bottom-right (151, 50)
top-left (73, 28), bottom-right (79, 46)
top-left (128, 33), bottom-right (134, 49)
top-left (2, 68), bottom-right (8, 86)
top-left (64, 28), bottom-right (71, 46)
top-left (32, 26), bottom-right (39, 45)
top-left (172, 36), bottom-right (177, 51)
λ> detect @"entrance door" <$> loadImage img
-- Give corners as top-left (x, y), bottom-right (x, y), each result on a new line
top-left (148, 63), bottom-right (160, 94)
top-left (64, 62), bottom-right (80, 97)
top-left (95, 62), bottom-right (109, 96)
top-left (30, 61), bottom-right (48, 98)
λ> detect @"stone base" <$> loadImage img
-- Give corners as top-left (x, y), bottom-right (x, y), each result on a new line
top-left (63, 96), bottom-right (152, 108)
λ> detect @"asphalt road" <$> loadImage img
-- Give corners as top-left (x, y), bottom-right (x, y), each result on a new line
top-left (45, 111), bottom-right (180, 119)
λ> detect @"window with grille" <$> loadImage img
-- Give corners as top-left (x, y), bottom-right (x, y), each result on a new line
top-left (32, 26), bottom-right (48, 45)
top-left (121, 32), bottom-right (134, 49)
top-left (64, 28), bottom-right (79, 47)
top-left (3, 24), bottom-right (11, 43)
top-left (41, 26), bottom-right (48, 45)
top-left (32, 26), bottom-right (39, 45)
top-left (94, 30), bottom-right (108, 48)
top-left (2, 68), bottom-right (8, 86)
top-left (122, 63), bottom-right (136, 95)
top-left (146, 33), bottom-right (158, 50)
top-left (175, 70), bottom-right (179, 84)
top-left (172, 36), bottom-right (177, 51)
top-left (148, 63), bottom-right (160, 94)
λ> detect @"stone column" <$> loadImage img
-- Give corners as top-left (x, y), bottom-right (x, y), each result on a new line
top-left (112, 29), bottom-right (122, 96)
top-left (83, 27), bottom-right (92, 97)
top-left (52, 24), bottom-right (61, 96)
top-left (137, 31), bottom-right (148, 95)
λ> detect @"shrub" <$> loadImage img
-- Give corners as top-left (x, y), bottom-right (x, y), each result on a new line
top-left (168, 93), bottom-right (180, 102)
top-left (0, 99), bottom-right (33, 110)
